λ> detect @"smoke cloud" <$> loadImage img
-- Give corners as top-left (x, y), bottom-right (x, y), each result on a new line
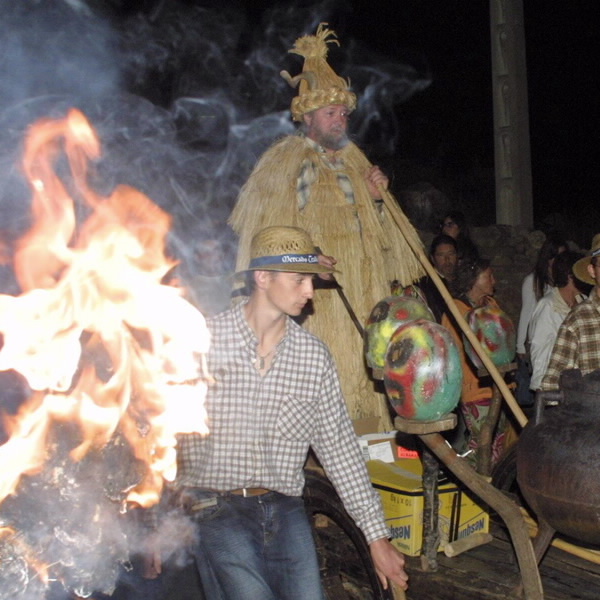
top-left (0, 1), bottom-right (430, 598)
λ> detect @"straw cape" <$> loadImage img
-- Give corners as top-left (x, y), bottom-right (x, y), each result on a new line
top-left (229, 26), bottom-right (425, 427)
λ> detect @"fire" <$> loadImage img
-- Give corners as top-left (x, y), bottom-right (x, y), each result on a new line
top-left (0, 108), bottom-right (210, 509)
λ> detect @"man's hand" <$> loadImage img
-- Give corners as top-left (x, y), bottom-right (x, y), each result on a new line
top-left (369, 538), bottom-right (409, 591)
top-left (317, 253), bottom-right (337, 280)
top-left (365, 165), bottom-right (389, 200)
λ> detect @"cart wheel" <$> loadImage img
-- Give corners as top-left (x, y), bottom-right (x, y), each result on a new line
top-left (303, 468), bottom-right (394, 600)
top-left (491, 443), bottom-right (522, 502)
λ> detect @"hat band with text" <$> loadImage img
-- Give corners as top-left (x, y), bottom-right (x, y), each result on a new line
top-left (249, 253), bottom-right (319, 268)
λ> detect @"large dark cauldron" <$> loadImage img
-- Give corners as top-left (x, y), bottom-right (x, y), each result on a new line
top-left (517, 369), bottom-right (600, 545)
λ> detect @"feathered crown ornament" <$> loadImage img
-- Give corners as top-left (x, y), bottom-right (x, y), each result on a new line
top-left (280, 23), bottom-right (357, 122)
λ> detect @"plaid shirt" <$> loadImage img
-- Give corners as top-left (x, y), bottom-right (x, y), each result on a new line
top-left (297, 136), bottom-right (355, 210)
top-left (541, 289), bottom-right (600, 390)
top-left (176, 302), bottom-right (389, 543)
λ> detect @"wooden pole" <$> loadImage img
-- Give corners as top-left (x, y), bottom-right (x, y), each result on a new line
top-left (390, 581), bottom-right (407, 600)
top-left (378, 186), bottom-right (528, 428)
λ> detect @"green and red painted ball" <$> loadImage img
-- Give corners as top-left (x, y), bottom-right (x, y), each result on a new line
top-left (365, 295), bottom-right (434, 372)
top-left (464, 303), bottom-right (516, 370)
top-left (383, 319), bottom-right (462, 421)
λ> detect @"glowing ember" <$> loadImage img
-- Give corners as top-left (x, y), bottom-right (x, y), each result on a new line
top-left (0, 108), bottom-right (210, 509)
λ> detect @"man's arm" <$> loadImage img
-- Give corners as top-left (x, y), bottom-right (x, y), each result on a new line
top-left (310, 356), bottom-right (408, 589)
top-left (540, 319), bottom-right (579, 390)
top-left (516, 274), bottom-right (535, 356)
top-left (529, 300), bottom-right (558, 390)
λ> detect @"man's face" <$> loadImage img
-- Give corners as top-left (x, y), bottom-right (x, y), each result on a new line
top-left (303, 104), bottom-right (350, 151)
top-left (431, 243), bottom-right (458, 280)
top-left (264, 271), bottom-right (315, 317)
top-left (587, 260), bottom-right (600, 295)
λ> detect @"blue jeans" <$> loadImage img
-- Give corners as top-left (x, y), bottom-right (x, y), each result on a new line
top-left (187, 490), bottom-right (325, 600)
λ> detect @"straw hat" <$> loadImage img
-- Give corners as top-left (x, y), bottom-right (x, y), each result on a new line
top-left (237, 226), bottom-right (336, 275)
top-left (280, 23), bottom-right (357, 122)
top-left (573, 233), bottom-right (600, 285)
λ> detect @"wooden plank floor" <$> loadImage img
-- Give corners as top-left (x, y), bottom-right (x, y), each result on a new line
top-left (403, 524), bottom-right (600, 600)
top-left (101, 514), bottom-right (600, 600)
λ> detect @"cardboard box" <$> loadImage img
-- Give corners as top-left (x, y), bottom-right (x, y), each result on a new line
top-left (367, 459), bottom-right (489, 556)
top-left (353, 418), bottom-right (419, 462)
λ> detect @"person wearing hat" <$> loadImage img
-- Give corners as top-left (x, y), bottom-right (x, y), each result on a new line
top-left (527, 250), bottom-right (585, 391)
top-left (229, 24), bottom-right (424, 430)
top-left (541, 234), bottom-right (600, 391)
top-left (174, 226), bottom-right (409, 599)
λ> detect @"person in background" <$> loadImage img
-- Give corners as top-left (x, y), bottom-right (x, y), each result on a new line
top-left (541, 234), bottom-right (600, 391)
top-left (528, 250), bottom-right (585, 391)
top-left (174, 226), bottom-right (409, 600)
top-left (440, 210), bottom-right (479, 264)
top-left (516, 232), bottom-right (567, 356)
top-left (442, 257), bottom-right (509, 466)
top-left (515, 232), bottom-right (567, 404)
top-left (417, 234), bottom-right (458, 323)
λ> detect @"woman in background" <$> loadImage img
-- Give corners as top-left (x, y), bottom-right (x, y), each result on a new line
top-left (515, 232), bottom-right (566, 405)
top-left (440, 210), bottom-right (479, 264)
top-left (442, 257), bottom-right (510, 467)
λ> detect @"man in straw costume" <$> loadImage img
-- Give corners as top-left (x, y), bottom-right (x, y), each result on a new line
top-left (175, 225), bottom-right (409, 599)
top-left (229, 24), bottom-right (424, 428)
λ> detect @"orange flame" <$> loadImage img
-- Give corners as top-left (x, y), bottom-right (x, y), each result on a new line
top-left (0, 108), bottom-right (209, 507)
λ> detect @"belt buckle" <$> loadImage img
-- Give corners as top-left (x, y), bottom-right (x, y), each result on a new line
top-left (240, 488), bottom-right (267, 497)
top-left (190, 496), bottom-right (218, 511)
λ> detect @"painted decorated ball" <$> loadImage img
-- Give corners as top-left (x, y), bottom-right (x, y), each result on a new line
top-left (365, 295), bottom-right (435, 371)
top-left (464, 305), bottom-right (516, 369)
top-left (383, 319), bottom-right (462, 421)
top-left (391, 282), bottom-right (427, 304)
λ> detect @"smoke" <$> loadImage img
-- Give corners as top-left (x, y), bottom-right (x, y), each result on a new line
top-left (0, 1), bottom-right (122, 107)
top-left (0, 0), bottom-right (431, 307)
top-left (0, 1), bottom-right (431, 598)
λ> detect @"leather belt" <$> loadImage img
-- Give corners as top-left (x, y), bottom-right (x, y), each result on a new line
top-left (229, 487), bottom-right (270, 497)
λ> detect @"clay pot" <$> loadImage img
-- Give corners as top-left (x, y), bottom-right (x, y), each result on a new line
top-left (517, 369), bottom-right (600, 544)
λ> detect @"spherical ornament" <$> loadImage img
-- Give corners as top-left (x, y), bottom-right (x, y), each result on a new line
top-left (365, 295), bottom-right (434, 372)
top-left (464, 304), bottom-right (516, 369)
top-left (383, 319), bottom-right (462, 421)
top-left (391, 282), bottom-right (427, 304)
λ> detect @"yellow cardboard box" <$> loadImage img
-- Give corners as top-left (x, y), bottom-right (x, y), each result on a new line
top-left (367, 459), bottom-right (489, 556)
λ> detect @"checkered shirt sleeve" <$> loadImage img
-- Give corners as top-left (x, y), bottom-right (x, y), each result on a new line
top-left (541, 292), bottom-right (600, 390)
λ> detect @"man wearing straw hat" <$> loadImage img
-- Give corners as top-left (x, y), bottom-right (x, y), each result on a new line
top-left (175, 225), bottom-right (408, 600)
top-left (229, 24), bottom-right (425, 429)
top-left (541, 234), bottom-right (600, 391)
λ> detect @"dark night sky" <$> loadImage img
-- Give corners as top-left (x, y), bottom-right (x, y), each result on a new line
top-left (229, 0), bottom-right (595, 242)
top-left (244, 0), bottom-right (596, 241)
top-left (0, 0), bottom-right (596, 244)
top-left (340, 1), bottom-right (595, 240)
